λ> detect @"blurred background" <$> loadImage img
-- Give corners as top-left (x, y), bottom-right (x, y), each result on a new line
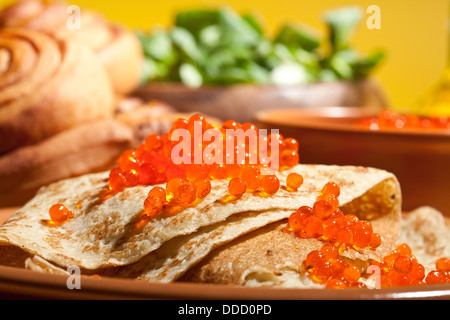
top-left (0, 0), bottom-right (445, 111)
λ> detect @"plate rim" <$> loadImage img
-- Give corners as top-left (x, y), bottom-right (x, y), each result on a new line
top-left (0, 263), bottom-right (449, 300)
top-left (1, 207), bottom-right (449, 300)
top-left (255, 107), bottom-right (450, 138)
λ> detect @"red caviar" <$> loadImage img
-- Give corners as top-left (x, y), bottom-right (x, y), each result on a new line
top-left (286, 173), bottom-right (303, 191)
top-left (148, 186), bottom-right (166, 202)
top-left (358, 110), bottom-right (450, 131)
top-left (436, 257), bottom-right (450, 272)
top-left (283, 138), bottom-right (299, 152)
top-left (228, 177), bottom-right (247, 197)
top-left (425, 257), bottom-right (450, 285)
top-left (49, 204), bottom-right (74, 224)
top-left (304, 243), bottom-right (366, 289)
top-left (128, 115), bottom-right (300, 222)
top-left (259, 175), bottom-right (280, 195)
top-left (287, 181), bottom-right (380, 251)
top-left (194, 178), bottom-right (211, 199)
top-left (173, 183), bottom-right (197, 204)
top-left (367, 244), bottom-right (427, 287)
top-left (287, 181), bottom-right (383, 288)
top-left (107, 114), bottom-right (299, 199)
top-left (290, 182), bottom-right (450, 289)
top-left (143, 196), bottom-right (164, 219)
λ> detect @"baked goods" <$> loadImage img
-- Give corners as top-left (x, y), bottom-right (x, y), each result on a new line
top-left (114, 98), bottom-right (177, 147)
top-left (0, 120), bottom-right (134, 207)
top-left (115, 98), bottom-right (222, 147)
top-left (0, 0), bottom-right (144, 96)
top-left (0, 28), bottom-right (115, 154)
top-left (0, 1), bottom-right (145, 202)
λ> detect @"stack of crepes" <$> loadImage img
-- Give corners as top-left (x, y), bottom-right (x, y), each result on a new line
top-left (0, 162), bottom-right (402, 288)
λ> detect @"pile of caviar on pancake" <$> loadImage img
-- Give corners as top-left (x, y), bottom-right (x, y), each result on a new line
top-left (108, 114), bottom-right (299, 192)
top-left (369, 245), bottom-right (450, 287)
top-left (287, 181), bottom-right (450, 289)
top-left (288, 181), bottom-right (380, 288)
top-left (288, 181), bottom-right (381, 251)
top-left (46, 114), bottom-right (302, 225)
top-left (107, 114), bottom-right (302, 222)
top-left (358, 110), bottom-right (450, 131)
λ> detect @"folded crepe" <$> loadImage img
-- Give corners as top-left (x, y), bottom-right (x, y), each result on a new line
top-left (0, 164), bottom-right (401, 285)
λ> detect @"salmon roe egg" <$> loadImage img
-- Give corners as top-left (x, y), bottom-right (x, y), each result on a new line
top-left (281, 149), bottom-right (299, 167)
top-left (166, 178), bottom-right (185, 195)
top-left (343, 264), bottom-right (361, 283)
top-left (394, 255), bottom-right (412, 274)
top-left (321, 181), bottom-right (340, 197)
top-left (49, 204), bottom-right (73, 224)
top-left (222, 119), bottom-right (240, 130)
top-left (228, 177), bottom-right (247, 197)
top-left (425, 258), bottom-right (450, 285)
top-left (367, 244), bottom-right (429, 288)
top-left (108, 167), bottom-right (127, 192)
top-left (436, 257), bottom-right (450, 272)
top-left (286, 173), bottom-right (303, 191)
top-left (116, 150), bottom-right (139, 171)
top-left (283, 138), bottom-right (299, 151)
top-left (173, 183), bottom-right (197, 204)
top-left (313, 200), bottom-right (334, 220)
top-left (426, 271), bottom-right (448, 285)
top-left (287, 181), bottom-right (380, 252)
top-left (194, 178), bottom-right (212, 199)
top-left (369, 233), bottom-right (382, 249)
top-left (303, 243), bottom-right (366, 288)
top-left (259, 175), bottom-right (280, 195)
top-left (143, 196), bottom-right (163, 218)
top-left (148, 186), bottom-right (166, 202)
top-left (145, 134), bottom-right (163, 150)
top-left (317, 193), bottom-right (339, 209)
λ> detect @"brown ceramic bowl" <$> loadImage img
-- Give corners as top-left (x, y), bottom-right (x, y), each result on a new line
top-left (0, 207), bottom-right (449, 300)
top-left (134, 80), bottom-right (388, 123)
top-left (255, 107), bottom-right (450, 214)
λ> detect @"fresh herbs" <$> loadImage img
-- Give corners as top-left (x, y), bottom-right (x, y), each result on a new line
top-left (137, 6), bottom-right (384, 87)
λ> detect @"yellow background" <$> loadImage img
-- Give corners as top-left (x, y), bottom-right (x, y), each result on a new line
top-left (0, 0), bottom-right (447, 110)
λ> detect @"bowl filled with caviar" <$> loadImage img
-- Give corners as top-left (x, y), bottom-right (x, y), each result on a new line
top-left (255, 107), bottom-right (450, 214)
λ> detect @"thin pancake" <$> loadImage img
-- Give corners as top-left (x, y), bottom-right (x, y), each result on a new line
top-left (180, 177), bottom-right (401, 286)
top-left (0, 164), bottom-right (399, 272)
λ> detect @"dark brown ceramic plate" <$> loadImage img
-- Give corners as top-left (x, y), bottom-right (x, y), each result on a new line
top-left (255, 107), bottom-right (450, 214)
top-left (0, 207), bottom-right (449, 300)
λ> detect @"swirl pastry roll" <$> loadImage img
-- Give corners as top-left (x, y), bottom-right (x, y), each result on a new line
top-left (0, 0), bottom-right (144, 95)
top-left (0, 28), bottom-right (115, 154)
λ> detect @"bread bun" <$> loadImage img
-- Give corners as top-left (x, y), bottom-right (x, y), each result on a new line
top-left (0, 28), bottom-right (115, 154)
top-left (0, 119), bottom-right (134, 207)
top-left (0, 0), bottom-right (144, 96)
